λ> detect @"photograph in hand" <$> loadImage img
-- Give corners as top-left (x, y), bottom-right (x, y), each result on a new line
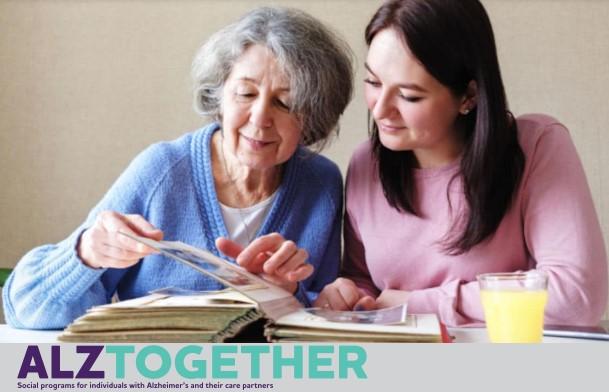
top-left (119, 232), bottom-right (267, 291)
top-left (159, 247), bottom-right (263, 289)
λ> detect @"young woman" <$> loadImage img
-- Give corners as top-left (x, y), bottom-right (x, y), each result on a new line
top-left (317, 0), bottom-right (607, 327)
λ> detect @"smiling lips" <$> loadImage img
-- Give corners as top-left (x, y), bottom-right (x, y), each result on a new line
top-left (241, 134), bottom-right (274, 150)
top-left (378, 123), bottom-right (406, 133)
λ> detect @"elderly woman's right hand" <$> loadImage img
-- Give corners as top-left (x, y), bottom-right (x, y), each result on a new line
top-left (216, 233), bottom-right (313, 293)
top-left (77, 211), bottom-right (163, 269)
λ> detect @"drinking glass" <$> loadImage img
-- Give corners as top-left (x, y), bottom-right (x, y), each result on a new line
top-left (478, 271), bottom-right (548, 343)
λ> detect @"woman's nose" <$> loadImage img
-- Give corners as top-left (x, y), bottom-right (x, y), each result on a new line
top-left (372, 90), bottom-right (395, 120)
top-left (250, 98), bottom-right (273, 129)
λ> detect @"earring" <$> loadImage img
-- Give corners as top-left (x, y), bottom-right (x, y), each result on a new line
top-left (461, 108), bottom-right (470, 115)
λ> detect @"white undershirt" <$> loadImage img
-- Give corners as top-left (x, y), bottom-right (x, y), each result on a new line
top-left (219, 192), bottom-right (277, 248)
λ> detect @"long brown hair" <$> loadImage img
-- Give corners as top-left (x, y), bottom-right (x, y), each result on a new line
top-left (366, 0), bottom-right (525, 254)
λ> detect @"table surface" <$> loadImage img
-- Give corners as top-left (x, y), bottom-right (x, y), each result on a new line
top-left (0, 324), bottom-right (603, 344)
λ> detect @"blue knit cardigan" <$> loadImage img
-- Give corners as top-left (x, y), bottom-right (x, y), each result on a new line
top-left (3, 124), bottom-right (343, 329)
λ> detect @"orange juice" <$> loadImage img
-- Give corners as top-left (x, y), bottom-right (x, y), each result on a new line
top-left (480, 289), bottom-right (548, 343)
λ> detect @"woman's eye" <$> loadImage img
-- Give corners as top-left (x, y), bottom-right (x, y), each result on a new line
top-left (234, 91), bottom-right (256, 103)
top-left (399, 94), bottom-right (423, 103)
top-left (275, 98), bottom-right (291, 112)
top-left (364, 78), bottom-right (381, 87)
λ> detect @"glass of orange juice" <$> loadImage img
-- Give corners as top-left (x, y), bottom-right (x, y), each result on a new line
top-left (477, 271), bottom-right (548, 343)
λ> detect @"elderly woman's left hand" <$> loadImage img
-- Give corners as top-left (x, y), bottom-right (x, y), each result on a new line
top-left (216, 233), bottom-right (313, 293)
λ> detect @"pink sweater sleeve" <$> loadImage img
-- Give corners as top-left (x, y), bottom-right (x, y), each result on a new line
top-left (520, 122), bottom-right (607, 325)
top-left (408, 121), bottom-right (608, 326)
top-left (406, 280), bottom-right (484, 326)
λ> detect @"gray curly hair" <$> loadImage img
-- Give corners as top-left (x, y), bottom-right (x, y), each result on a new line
top-left (191, 7), bottom-right (354, 150)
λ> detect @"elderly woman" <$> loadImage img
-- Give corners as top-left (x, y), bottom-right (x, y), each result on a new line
top-left (3, 7), bottom-right (353, 329)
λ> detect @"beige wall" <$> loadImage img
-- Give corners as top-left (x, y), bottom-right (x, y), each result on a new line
top-left (1, 0), bottom-right (608, 314)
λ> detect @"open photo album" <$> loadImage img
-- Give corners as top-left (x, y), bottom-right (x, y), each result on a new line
top-left (58, 233), bottom-right (445, 343)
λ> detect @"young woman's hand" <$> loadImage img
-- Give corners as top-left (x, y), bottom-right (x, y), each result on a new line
top-left (375, 289), bottom-right (410, 309)
top-left (216, 233), bottom-right (313, 293)
top-left (77, 211), bottom-right (163, 269)
top-left (314, 278), bottom-right (376, 311)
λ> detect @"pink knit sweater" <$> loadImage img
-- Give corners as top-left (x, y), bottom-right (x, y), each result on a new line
top-left (343, 114), bottom-right (608, 326)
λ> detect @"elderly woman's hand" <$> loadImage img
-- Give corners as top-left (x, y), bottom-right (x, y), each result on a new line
top-left (216, 233), bottom-right (313, 293)
top-left (314, 278), bottom-right (376, 311)
top-left (77, 211), bottom-right (163, 269)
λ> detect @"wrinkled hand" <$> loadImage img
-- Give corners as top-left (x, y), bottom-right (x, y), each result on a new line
top-left (215, 233), bottom-right (313, 293)
top-left (314, 278), bottom-right (376, 311)
top-left (78, 211), bottom-right (163, 269)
